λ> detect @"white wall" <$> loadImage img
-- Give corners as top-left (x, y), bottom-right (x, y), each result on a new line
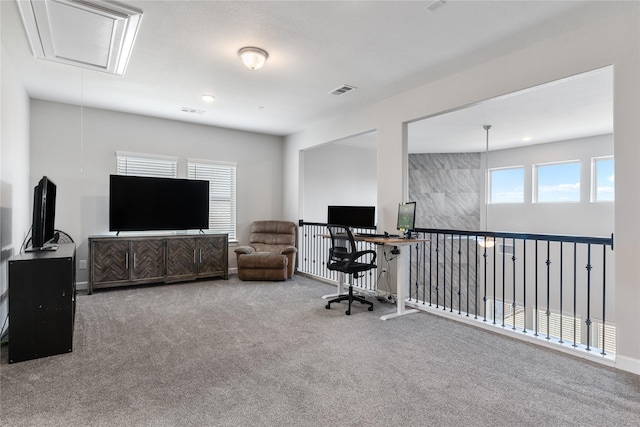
top-left (302, 143), bottom-right (377, 223)
top-left (0, 44), bottom-right (31, 332)
top-left (30, 100), bottom-right (285, 286)
top-left (284, 7), bottom-right (640, 372)
top-left (487, 134), bottom-right (614, 236)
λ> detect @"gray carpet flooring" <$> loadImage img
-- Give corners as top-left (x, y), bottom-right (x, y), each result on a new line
top-left (1, 274), bottom-right (639, 426)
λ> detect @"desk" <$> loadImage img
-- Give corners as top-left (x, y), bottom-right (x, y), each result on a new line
top-left (319, 233), bottom-right (428, 320)
top-left (362, 236), bottom-right (427, 320)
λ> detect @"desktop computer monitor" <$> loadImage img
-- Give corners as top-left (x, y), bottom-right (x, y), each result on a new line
top-left (327, 205), bottom-right (376, 229)
top-left (397, 202), bottom-right (416, 233)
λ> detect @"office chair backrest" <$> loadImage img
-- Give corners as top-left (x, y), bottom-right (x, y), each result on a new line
top-left (327, 224), bottom-right (357, 263)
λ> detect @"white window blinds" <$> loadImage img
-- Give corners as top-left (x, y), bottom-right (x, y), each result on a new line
top-left (187, 159), bottom-right (237, 240)
top-left (116, 151), bottom-right (177, 177)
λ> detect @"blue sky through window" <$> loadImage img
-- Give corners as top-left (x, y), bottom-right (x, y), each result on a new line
top-left (536, 161), bottom-right (580, 202)
top-left (490, 167), bottom-right (524, 203)
top-left (594, 157), bottom-right (614, 201)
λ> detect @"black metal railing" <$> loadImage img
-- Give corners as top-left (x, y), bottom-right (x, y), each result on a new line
top-left (408, 228), bottom-right (614, 355)
top-left (298, 221), bottom-right (615, 356)
top-left (297, 221), bottom-right (378, 292)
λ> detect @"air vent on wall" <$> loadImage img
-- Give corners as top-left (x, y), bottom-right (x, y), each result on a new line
top-left (329, 85), bottom-right (357, 96)
top-left (16, 0), bottom-right (143, 76)
top-left (180, 107), bottom-right (206, 115)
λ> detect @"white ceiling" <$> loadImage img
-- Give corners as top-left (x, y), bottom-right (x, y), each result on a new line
top-left (1, 1), bottom-right (625, 145)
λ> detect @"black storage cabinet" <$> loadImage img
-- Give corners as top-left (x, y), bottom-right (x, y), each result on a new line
top-left (8, 243), bottom-right (76, 363)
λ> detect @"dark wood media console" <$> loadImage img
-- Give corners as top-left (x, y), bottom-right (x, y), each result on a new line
top-left (88, 234), bottom-right (228, 294)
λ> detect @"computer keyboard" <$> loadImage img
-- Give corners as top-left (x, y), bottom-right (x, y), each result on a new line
top-left (356, 233), bottom-right (399, 238)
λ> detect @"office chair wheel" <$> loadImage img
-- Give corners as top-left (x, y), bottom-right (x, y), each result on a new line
top-left (368, 306), bottom-right (373, 311)
top-left (326, 304), bottom-right (331, 309)
top-left (345, 310), bottom-right (351, 315)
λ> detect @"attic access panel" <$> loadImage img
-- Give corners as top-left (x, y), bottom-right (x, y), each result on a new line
top-left (17, 0), bottom-right (143, 76)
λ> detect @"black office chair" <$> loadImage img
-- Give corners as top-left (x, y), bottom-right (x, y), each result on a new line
top-left (325, 224), bottom-right (377, 315)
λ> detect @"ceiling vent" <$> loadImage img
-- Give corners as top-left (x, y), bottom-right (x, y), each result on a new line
top-left (16, 0), bottom-right (143, 76)
top-left (180, 107), bottom-right (205, 115)
top-left (329, 85), bottom-right (357, 96)
top-left (425, 0), bottom-right (446, 12)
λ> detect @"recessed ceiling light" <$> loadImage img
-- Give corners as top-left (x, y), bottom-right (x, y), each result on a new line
top-left (522, 136), bottom-right (532, 142)
top-left (201, 94), bottom-right (215, 102)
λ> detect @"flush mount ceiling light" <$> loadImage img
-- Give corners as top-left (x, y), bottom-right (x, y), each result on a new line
top-left (17, 0), bottom-right (143, 76)
top-left (238, 47), bottom-right (269, 70)
top-left (201, 94), bottom-right (216, 102)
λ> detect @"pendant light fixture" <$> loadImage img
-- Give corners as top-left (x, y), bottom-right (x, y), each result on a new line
top-left (480, 124), bottom-right (495, 248)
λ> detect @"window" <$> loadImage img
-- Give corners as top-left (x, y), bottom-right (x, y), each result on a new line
top-left (596, 322), bottom-right (616, 355)
top-left (489, 167), bottom-right (524, 203)
top-left (536, 309), bottom-right (581, 345)
top-left (592, 157), bottom-right (614, 202)
top-left (188, 159), bottom-right (237, 241)
top-left (486, 298), bottom-right (525, 329)
top-left (534, 161), bottom-right (580, 203)
top-left (116, 151), bottom-right (177, 178)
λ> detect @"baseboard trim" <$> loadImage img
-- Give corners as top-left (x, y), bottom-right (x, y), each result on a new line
top-left (615, 355), bottom-right (640, 375)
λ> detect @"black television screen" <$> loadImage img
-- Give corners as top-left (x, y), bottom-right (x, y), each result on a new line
top-left (109, 175), bottom-right (209, 232)
top-left (327, 205), bottom-right (375, 228)
top-left (31, 176), bottom-right (57, 249)
top-left (397, 202), bottom-right (416, 231)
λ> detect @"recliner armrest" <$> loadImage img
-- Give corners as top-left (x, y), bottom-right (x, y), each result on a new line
top-left (235, 246), bottom-right (256, 255)
top-left (281, 246), bottom-right (298, 255)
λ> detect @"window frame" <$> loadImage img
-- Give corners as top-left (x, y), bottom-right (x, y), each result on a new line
top-left (115, 151), bottom-right (178, 178)
top-left (591, 156), bottom-right (614, 203)
top-left (533, 160), bottom-right (581, 203)
top-left (488, 165), bottom-right (525, 204)
top-left (187, 158), bottom-right (237, 241)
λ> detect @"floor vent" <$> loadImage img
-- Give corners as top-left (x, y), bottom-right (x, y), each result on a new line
top-left (329, 85), bottom-right (357, 96)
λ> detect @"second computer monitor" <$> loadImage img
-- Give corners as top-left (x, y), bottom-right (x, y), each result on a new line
top-left (397, 202), bottom-right (416, 232)
top-left (327, 205), bottom-right (376, 229)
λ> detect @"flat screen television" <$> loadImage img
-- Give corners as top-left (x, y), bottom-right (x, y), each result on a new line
top-left (397, 201), bottom-right (416, 232)
top-left (109, 175), bottom-right (209, 232)
top-left (30, 176), bottom-right (57, 250)
top-left (327, 205), bottom-right (376, 229)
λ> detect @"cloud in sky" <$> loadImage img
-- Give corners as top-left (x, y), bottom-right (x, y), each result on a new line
top-left (539, 182), bottom-right (580, 193)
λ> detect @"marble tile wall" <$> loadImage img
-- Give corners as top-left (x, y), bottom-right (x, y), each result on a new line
top-left (409, 152), bottom-right (482, 230)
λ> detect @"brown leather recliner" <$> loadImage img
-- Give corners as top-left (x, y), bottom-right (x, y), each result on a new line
top-left (235, 221), bottom-right (298, 281)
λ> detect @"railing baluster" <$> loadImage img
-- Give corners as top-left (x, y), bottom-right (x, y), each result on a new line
top-left (546, 240), bottom-right (551, 340)
top-left (573, 242), bottom-right (578, 348)
top-left (559, 242), bottom-right (564, 344)
top-left (586, 244), bottom-right (592, 352)
top-left (512, 237), bottom-right (516, 331)
top-left (492, 241), bottom-right (497, 325)
top-left (502, 236), bottom-right (506, 327)
top-left (450, 233), bottom-right (454, 313)
top-left (523, 239), bottom-right (527, 334)
top-left (483, 237), bottom-right (488, 323)
top-left (535, 240), bottom-right (539, 337)
top-left (601, 243), bottom-right (607, 356)
top-left (466, 235), bottom-right (470, 317)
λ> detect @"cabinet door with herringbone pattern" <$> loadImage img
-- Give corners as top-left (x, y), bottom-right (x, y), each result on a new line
top-left (166, 238), bottom-right (198, 277)
top-left (92, 240), bottom-right (130, 284)
top-left (131, 240), bottom-right (165, 281)
top-left (198, 235), bottom-right (228, 277)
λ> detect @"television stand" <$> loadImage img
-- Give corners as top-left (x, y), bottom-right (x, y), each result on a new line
top-left (88, 233), bottom-right (228, 294)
